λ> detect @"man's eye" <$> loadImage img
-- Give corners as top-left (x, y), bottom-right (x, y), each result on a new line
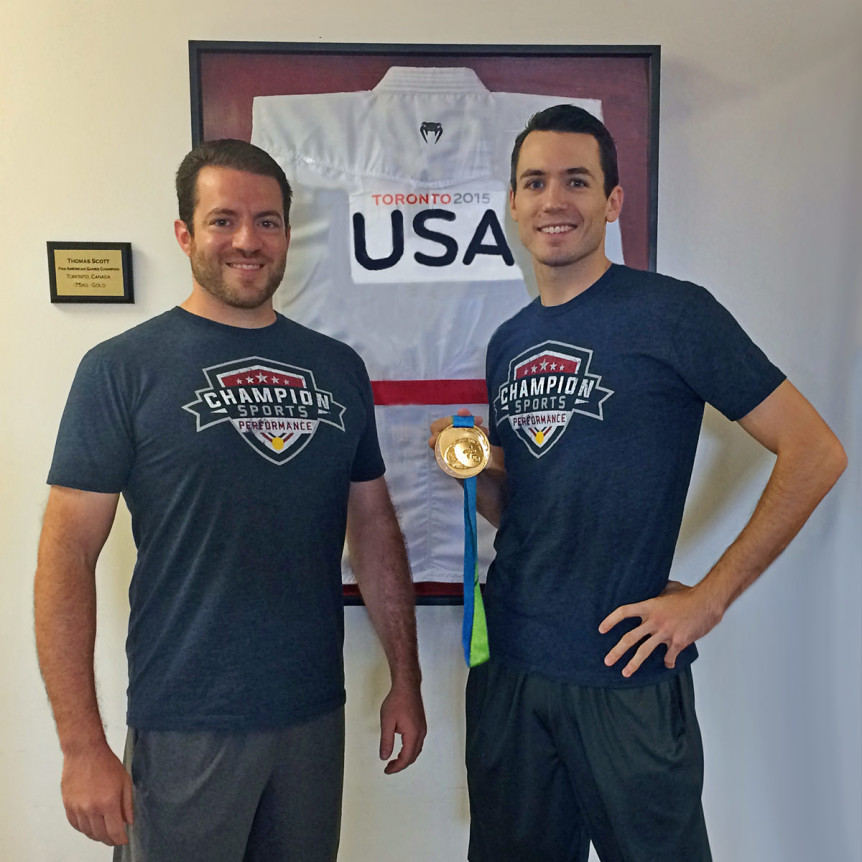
top-left (259, 220), bottom-right (280, 229)
top-left (212, 218), bottom-right (231, 227)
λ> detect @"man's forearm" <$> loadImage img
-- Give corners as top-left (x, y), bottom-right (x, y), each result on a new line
top-left (346, 478), bottom-right (426, 772)
top-left (475, 465), bottom-right (508, 529)
top-left (692, 419), bottom-right (846, 618)
top-left (346, 480), bottom-right (420, 684)
top-left (34, 487), bottom-right (119, 754)
top-left (35, 554), bottom-right (135, 847)
top-left (35, 487), bottom-right (133, 845)
top-left (349, 529), bottom-right (421, 687)
top-left (35, 548), bottom-right (107, 754)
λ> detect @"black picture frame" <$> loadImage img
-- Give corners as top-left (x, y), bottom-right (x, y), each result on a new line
top-left (187, 42), bottom-right (661, 603)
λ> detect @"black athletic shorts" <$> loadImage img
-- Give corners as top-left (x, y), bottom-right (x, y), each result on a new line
top-left (465, 660), bottom-right (712, 862)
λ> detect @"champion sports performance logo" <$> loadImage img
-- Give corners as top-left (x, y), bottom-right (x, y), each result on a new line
top-left (493, 341), bottom-right (613, 458)
top-left (182, 357), bottom-right (346, 466)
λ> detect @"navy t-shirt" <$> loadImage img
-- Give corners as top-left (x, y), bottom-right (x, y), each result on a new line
top-left (48, 308), bottom-right (385, 730)
top-left (485, 265), bottom-right (785, 687)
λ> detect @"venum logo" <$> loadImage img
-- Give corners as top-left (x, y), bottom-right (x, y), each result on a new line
top-left (493, 341), bottom-right (613, 458)
top-left (182, 357), bottom-right (346, 466)
top-left (420, 121), bottom-right (443, 143)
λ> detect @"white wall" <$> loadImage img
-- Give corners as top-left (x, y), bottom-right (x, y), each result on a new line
top-left (2, 1), bottom-right (859, 860)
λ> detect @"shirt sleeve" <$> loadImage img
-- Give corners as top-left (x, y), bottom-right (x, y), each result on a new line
top-left (349, 357), bottom-right (386, 483)
top-left (47, 346), bottom-right (136, 492)
top-left (485, 336), bottom-right (503, 447)
top-left (669, 285), bottom-right (786, 421)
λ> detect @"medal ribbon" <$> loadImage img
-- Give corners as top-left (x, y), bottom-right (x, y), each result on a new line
top-left (453, 415), bottom-right (490, 667)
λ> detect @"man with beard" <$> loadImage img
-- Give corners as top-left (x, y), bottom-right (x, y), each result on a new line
top-left (35, 139), bottom-right (426, 861)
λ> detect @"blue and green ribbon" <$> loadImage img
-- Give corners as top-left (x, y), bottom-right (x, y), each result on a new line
top-left (453, 415), bottom-right (490, 667)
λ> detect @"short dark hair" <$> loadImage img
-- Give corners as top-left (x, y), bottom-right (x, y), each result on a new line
top-left (510, 105), bottom-right (619, 197)
top-left (175, 139), bottom-right (292, 233)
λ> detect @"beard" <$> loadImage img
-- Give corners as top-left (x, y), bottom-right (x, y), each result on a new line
top-left (188, 245), bottom-right (286, 310)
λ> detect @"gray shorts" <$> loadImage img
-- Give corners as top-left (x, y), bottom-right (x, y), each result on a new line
top-left (466, 661), bottom-right (711, 862)
top-left (114, 705), bottom-right (344, 862)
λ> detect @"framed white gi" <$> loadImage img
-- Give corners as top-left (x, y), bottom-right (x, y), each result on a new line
top-left (188, 42), bottom-right (660, 603)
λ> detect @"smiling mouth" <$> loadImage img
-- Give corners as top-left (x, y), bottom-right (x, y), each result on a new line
top-left (539, 225), bottom-right (575, 235)
top-left (227, 262), bottom-right (265, 270)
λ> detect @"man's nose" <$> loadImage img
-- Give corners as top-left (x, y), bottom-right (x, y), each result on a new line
top-left (541, 182), bottom-right (566, 210)
top-left (232, 221), bottom-right (262, 252)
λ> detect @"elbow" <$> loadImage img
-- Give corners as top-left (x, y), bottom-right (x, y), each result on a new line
top-left (828, 438), bottom-right (848, 483)
top-left (816, 432), bottom-right (847, 490)
top-left (780, 426), bottom-right (848, 499)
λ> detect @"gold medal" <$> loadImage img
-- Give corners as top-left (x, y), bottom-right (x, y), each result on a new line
top-left (435, 423), bottom-right (491, 479)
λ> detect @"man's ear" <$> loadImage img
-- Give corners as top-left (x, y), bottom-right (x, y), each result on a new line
top-left (605, 186), bottom-right (624, 224)
top-left (174, 219), bottom-right (193, 257)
